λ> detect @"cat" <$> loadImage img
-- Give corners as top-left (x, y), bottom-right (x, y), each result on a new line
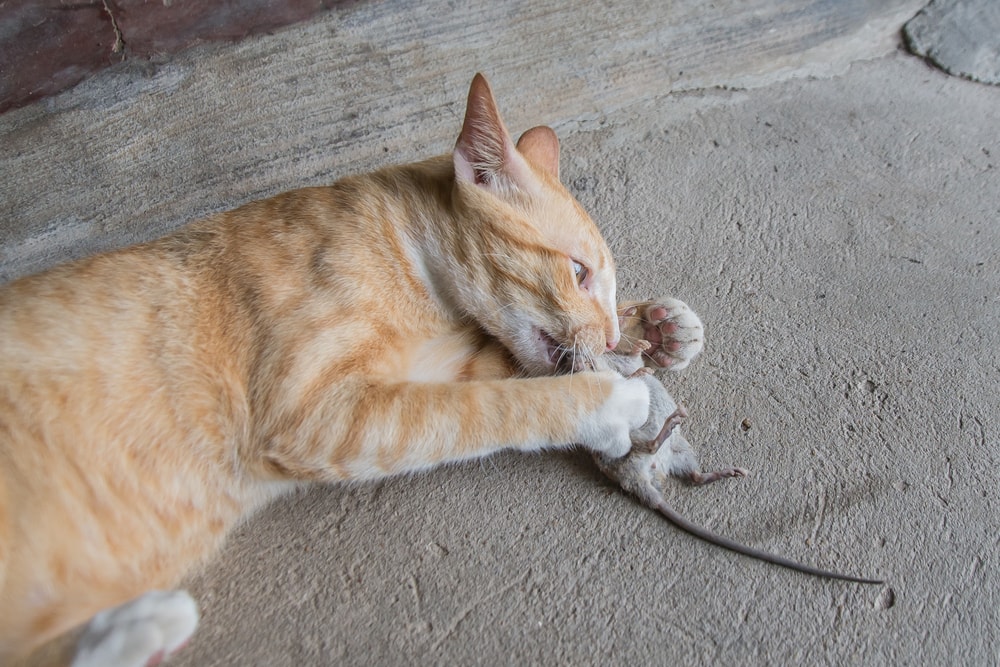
top-left (0, 74), bottom-right (704, 666)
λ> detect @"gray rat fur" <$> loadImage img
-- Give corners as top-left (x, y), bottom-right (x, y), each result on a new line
top-left (592, 349), bottom-right (883, 585)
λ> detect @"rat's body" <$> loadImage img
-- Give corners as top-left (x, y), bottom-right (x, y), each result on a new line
top-left (596, 316), bottom-right (883, 585)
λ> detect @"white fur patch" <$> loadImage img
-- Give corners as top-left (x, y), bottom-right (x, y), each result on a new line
top-left (73, 590), bottom-right (198, 667)
top-left (573, 372), bottom-right (650, 458)
top-left (660, 298), bottom-right (705, 371)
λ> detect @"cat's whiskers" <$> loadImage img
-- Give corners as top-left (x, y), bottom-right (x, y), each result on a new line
top-left (570, 334), bottom-right (580, 376)
top-left (555, 342), bottom-right (573, 372)
top-left (590, 360), bottom-right (604, 408)
top-left (478, 456), bottom-right (500, 475)
top-left (575, 333), bottom-right (596, 375)
top-left (618, 331), bottom-right (643, 347)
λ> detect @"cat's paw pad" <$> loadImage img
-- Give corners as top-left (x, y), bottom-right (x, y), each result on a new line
top-left (73, 590), bottom-right (198, 667)
top-left (618, 298), bottom-right (704, 371)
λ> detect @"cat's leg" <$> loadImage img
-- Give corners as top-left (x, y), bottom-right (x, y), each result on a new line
top-left (616, 298), bottom-right (704, 371)
top-left (256, 371), bottom-right (650, 482)
top-left (69, 591), bottom-right (198, 667)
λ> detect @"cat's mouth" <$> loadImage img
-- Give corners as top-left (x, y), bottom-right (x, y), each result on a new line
top-left (534, 327), bottom-right (589, 373)
top-left (536, 328), bottom-right (563, 368)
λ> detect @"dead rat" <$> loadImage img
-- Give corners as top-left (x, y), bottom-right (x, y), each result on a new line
top-left (592, 336), bottom-right (884, 585)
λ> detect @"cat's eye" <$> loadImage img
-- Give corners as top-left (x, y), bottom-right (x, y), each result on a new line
top-left (572, 260), bottom-right (589, 287)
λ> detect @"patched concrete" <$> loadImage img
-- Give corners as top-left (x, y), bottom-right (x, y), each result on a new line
top-left (905, 0), bottom-right (1000, 85)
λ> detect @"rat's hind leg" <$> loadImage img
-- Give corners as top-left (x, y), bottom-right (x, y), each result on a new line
top-left (617, 298), bottom-right (704, 370)
top-left (71, 591), bottom-right (198, 667)
top-left (688, 467), bottom-right (750, 486)
top-left (648, 433), bottom-right (748, 489)
top-left (637, 396), bottom-right (748, 486)
top-left (652, 430), bottom-right (748, 487)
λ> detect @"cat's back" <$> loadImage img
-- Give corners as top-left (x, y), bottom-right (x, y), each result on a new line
top-left (0, 242), bottom-right (243, 653)
top-left (0, 167), bottom-right (414, 380)
top-left (0, 162), bottom-right (465, 652)
top-left (0, 159), bottom-right (452, 465)
top-left (0, 192), bottom-right (320, 651)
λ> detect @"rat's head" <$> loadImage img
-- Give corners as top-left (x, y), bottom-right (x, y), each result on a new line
top-left (450, 74), bottom-right (619, 376)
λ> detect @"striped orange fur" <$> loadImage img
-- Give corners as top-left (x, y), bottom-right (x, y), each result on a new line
top-left (0, 74), bottom-right (652, 664)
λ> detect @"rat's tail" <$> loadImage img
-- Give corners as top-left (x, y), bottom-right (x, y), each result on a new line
top-left (652, 500), bottom-right (884, 585)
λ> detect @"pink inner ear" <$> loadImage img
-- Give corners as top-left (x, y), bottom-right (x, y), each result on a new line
top-left (453, 74), bottom-right (540, 194)
top-left (516, 126), bottom-right (560, 180)
top-left (454, 73), bottom-right (511, 187)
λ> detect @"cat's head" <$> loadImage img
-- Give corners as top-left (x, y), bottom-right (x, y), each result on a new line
top-left (450, 74), bottom-right (620, 376)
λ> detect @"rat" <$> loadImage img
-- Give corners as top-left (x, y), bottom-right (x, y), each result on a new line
top-left (591, 338), bottom-right (884, 585)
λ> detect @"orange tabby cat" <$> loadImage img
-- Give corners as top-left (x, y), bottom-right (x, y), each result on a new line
top-left (0, 74), bottom-right (704, 666)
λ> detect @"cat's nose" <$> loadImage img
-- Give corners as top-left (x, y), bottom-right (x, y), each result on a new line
top-left (606, 316), bottom-right (620, 351)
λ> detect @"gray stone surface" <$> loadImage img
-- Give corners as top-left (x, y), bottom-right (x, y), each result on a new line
top-left (3, 0), bottom-right (1000, 665)
top-left (1, 0), bottom-right (922, 282)
top-left (905, 0), bottom-right (1000, 85)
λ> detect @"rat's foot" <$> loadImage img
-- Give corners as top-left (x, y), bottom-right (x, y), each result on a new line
top-left (617, 298), bottom-right (704, 371)
top-left (73, 590), bottom-right (198, 667)
top-left (688, 467), bottom-right (750, 486)
top-left (631, 405), bottom-right (688, 455)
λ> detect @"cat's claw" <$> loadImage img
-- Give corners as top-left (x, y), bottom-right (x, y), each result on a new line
top-left (72, 591), bottom-right (198, 667)
top-left (618, 298), bottom-right (704, 371)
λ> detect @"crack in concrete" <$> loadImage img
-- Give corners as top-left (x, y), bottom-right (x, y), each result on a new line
top-left (429, 570), bottom-right (531, 651)
top-left (101, 0), bottom-right (126, 57)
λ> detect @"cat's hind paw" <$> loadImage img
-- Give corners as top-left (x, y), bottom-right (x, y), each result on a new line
top-left (617, 298), bottom-right (704, 371)
top-left (72, 590), bottom-right (198, 667)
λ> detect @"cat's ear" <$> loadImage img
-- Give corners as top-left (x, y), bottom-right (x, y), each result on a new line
top-left (516, 126), bottom-right (560, 181)
top-left (454, 73), bottom-right (535, 193)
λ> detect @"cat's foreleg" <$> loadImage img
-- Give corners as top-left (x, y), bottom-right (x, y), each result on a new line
top-left (255, 372), bottom-right (650, 481)
top-left (616, 298), bottom-right (704, 371)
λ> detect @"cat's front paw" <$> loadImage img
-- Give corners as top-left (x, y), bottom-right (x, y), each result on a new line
top-left (574, 372), bottom-right (650, 459)
top-left (618, 298), bottom-right (704, 371)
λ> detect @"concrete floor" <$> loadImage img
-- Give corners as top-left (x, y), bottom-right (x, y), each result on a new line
top-left (1, 0), bottom-right (998, 664)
